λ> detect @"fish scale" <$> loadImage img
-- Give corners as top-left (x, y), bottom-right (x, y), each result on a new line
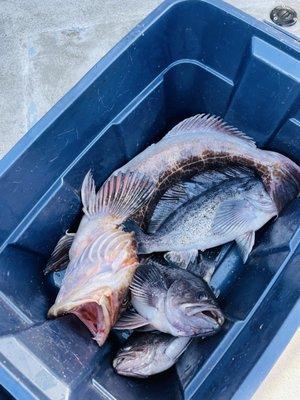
top-left (135, 174), bottom-right (278, 263)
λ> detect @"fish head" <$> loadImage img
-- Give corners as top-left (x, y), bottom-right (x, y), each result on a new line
top-left (166, 279), bottom-right (225, 337)
top-left (113, 333), bottom-right (179, 377)
top-left (113, 342), bottom-right (155, 378)
top-left (48, 227), bottom-right (138, 346)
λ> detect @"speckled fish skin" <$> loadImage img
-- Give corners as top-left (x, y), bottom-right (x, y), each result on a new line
top-left (47, 171), bottom-right (155, 346)
top-left (113, 333), bottom-right (191, 378)
top-left (136, 175), bottom-right (277, 259)
top-left (115, 114), bottom-right (300, 226)
top-left (115, 262), bottom-right (225, 337)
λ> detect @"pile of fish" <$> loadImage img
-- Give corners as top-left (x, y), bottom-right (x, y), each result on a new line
top-left (45, 114), bottom-right (300, 377)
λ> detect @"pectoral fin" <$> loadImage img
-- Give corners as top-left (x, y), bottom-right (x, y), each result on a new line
top-left (164, 249), bottom-right (198, 269)
top-left (44, 232), bottom-right (75, 275)
top-left (212, 199), bottom-right (254, 236)
top-left (130, 263), bottom-right (166, 306)
top-left (114, 310), bottom-right (149, 330)
top-left (235, 231), bottom-right (255, 263)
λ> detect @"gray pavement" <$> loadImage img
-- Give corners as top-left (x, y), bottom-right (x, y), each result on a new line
top-left (0, 0), bottom-right (299, 159)
top-left (0, 0), bottom-right (161, 158)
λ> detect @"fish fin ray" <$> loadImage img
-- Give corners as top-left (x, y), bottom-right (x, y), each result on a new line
top-left (191, 166), bottom-right (254, 187)
top-left (81, 171), bottom-right (155, 222)
top-left (235, 231), bottom-right (255, 263)
top-left (114, 310), bottom-right (148, 330)
top-left (148, 183), bottom-right (190, 233)
top-left (131, 263), bottom-right (167, 298)
top-left (164, 250), bottom-right (198, 269)
top-left (44, 233), bottom-right (75, 274)
top-left (148, 167), bottom-right (255, 234)
top-left (136, 324), bottom-right (158, 332)
top-left (165, 114), bottom-right (256, 147)
top-left (212, 199), bottom-right (254, 236)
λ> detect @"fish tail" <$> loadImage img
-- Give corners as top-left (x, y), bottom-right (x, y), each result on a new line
top-left (123, 220), bottom-right (153, 254)
top-left (81, 171), bottom-right (155, 223)
top-left (266, 151), bottom-right (300, 213)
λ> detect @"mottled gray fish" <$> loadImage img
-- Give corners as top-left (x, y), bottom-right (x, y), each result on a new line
top-left (117, 114), bottom-right (300, 225)
top-left (46, 114), bottom-right (300, 271)
top-left (134, 168), bottom-right (277, 264)
top-left (113, 332), bottom-right (191, 378)
top-left (114, 261), bottom-right (224, 337)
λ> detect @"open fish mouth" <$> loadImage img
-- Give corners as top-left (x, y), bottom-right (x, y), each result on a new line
top-left (71, 301), bottom-right (111, 346)
top-left (200, 308), bottom-right (225, 327)
top-left (183, 303), bottom-right (225, 332)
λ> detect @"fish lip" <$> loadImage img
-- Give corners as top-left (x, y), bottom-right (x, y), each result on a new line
top-left (47, 298), bottom-right (93, 317)
top-left (184, 302), bottom-right (225, 326)
top-left (200, 308), bottom-right (225, 327)
top-left (191, 306), bottom-right (225, 333)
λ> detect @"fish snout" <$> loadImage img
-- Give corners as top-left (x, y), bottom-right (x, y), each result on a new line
top-left (113, 352), bottom-right (146, 377)
top-left (181, 302), bottom-right (225, 335)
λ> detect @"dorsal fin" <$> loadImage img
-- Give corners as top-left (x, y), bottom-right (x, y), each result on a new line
top-left (164, 114), bottom-right (256, 147)
top-left (148, 167), bottom-right (255, 233)
top-left (81, 170), bottom-right (155, 223)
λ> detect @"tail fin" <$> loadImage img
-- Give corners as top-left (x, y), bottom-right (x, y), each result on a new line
top-left (81, 171), bottom-right (155, 223)
top-left (123, 220), bottom-right (150, 254)
top-left (265, 152), bottom-right (300, 212)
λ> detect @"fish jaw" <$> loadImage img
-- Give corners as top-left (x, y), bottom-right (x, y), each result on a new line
top-left (48, 226), bottom-right (138, 346)
top-left (48, 266), bottom-right (136, 345)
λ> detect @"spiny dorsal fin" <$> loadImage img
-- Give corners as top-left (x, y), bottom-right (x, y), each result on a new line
top-left (164, 114), bottom-right (256, 147)
top-left (44, 232), bottom-right (75, 275)
top-left (81, 171), bottom-right (155, 223)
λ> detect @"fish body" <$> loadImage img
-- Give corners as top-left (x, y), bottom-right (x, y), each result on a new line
top-left (135, 170), bottom-right (277, 262)
top-left (46, 114), bottom-right (300, 345)
top-left (113, 333), bottom-right (191, 378)
top-left (116, 114), bottom-right (300, 225)
top-left (115, 261), bottom-right (224, 337)
top-left (48, 171), bottom-right (154, 346)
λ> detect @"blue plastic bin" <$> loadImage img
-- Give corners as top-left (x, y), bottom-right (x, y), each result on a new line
top-left (0, 1), bottom-right (299, 399)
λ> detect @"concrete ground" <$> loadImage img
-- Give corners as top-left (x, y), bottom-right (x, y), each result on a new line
top-left (0, 0), bottom-right (299, 399)
top-left (0, 0), bottom-right (299, 159)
